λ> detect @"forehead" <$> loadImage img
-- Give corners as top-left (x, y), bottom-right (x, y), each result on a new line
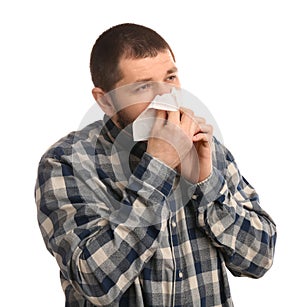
top-left (117, 50), bottom-right (176, 85)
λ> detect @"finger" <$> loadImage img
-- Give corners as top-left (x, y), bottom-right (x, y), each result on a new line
top-left (198, 123), bottom-right (213, 134)
top-left (153, 109), bottom-right (167, 129)
top-left (192, 121), bottom-right (212, 136)
top-left (193, 133), bottom-right (208, 142)
top-left (156, 109), bottom-right (168, 119)
top-left (167, 110), bottom-right (180, 126)
top-left (180, 109), bottom-right (197, 137)
top-left (194, 116), bottom-right (206, 125)
top-left (192, 124), bottom-right (213, 143)
top-left (179, 107), bottom-right (194, 117)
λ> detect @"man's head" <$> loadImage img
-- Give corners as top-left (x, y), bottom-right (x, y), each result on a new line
top-left (90, 23), bottom-right (180, 128)
top-left (90, 23), bottom-right (175, 92)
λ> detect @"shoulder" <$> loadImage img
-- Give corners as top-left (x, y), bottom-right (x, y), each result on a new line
top-left (39, 120), bottom-right (105, 163)
top-left (212, 136), bottom-right (232, 158)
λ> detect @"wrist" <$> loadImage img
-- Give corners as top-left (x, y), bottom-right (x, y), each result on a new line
top-left (198, 158), bottom-right (212, 183)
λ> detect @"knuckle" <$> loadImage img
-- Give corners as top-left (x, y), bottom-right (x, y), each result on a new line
top-left (181, 107), bottom-right (194, 116)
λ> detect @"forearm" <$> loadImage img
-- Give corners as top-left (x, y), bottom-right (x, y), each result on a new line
top-left (68, 223), bottom-right (164, 305)
top-left (192, 166), bottom-right (277, 278)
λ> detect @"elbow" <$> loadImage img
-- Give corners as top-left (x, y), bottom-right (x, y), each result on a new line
top-left (63, 273), bottom-right (124, 307)
top-left (67, 272), bottom-right (124, 306)
top-left (250, 248), bottom-right (276, 279)
top-left (229, 256), bottom-right (275, 279)
top-left (66, 248), bottom-right (125, 306)
top-left (228, 233), bottom-right (277, 279)
top-left (246, 225), bottom-right (277, 279)
top-left (245, 256), bottom-right (275, 279)
top-left (254, 229), bottom-right (277, 278)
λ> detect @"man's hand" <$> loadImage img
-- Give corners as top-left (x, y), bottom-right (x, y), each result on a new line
top-left (176, 108), bottom-right (213, 183)
top-left (146, 109), bottom-right (193, 169)
top-left (146, 108), bottom-right (213, 183)
top-left (191, 115), bottom-right (213, 182)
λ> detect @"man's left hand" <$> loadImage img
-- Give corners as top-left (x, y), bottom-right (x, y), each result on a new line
top-left (177, 108), bottom-right (213, 183)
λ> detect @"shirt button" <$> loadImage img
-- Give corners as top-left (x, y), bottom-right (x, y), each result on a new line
top-left (171, 220), bottom-right (176, 228)
top-left (191, 194), bottom-right (197, 200)
top-left (178, 271), bottom-right (183, 279)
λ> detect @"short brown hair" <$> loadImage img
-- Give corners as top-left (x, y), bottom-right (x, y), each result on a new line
top-left (90, 23), bottom-right (175, 92)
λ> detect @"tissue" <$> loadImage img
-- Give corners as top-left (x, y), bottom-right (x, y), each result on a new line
top-left (132, 87), bottom-right (181, 141)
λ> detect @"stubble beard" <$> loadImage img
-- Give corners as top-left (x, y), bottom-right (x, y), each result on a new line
top-left (114, 110), bottom-right (134, 130)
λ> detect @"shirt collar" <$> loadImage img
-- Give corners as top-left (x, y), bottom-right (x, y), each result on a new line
top-left (100, 114), bottom-right (147, 160)
top-left (101, 114), bottom-right (124, 143)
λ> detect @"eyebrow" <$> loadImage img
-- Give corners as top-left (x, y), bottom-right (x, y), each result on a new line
top-left (134, 66), bottom-right (178, 83)
top-left (167, 67), bottom-right (178, 75)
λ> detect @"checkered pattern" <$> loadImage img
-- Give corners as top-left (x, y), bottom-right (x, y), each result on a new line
top-left (35, 116), bottom-right (276, 306)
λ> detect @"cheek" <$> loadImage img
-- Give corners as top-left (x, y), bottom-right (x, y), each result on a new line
top-left (130, 102), bottom-right (150, 120)
top-left (118, 102), bottom-right (149, 122)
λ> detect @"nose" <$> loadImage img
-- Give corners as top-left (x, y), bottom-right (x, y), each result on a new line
top-left (154, 82), bottom-right (173, 96)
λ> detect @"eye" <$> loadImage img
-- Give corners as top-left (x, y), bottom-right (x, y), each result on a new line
top-left (167, 74), bottom-right (177, 82)
top-left (135, 83), bottom-right (152, 92)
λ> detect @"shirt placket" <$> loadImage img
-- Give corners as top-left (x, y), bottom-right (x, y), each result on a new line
top-left (168, 214), bottom-right (184, 306)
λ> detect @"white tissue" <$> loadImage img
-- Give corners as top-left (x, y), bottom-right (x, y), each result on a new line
top-left (132, 87), bottom-right (182, 141)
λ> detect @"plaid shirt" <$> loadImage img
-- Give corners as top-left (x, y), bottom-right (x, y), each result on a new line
top-left (35, 116), bottom-right (276, 307)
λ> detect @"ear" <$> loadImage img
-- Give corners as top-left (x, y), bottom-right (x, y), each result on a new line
top-left (92, 87), bottom-right (116, 117)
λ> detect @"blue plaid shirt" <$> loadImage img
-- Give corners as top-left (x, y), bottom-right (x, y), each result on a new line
top-left (35, 116), bottom-right (276, 306)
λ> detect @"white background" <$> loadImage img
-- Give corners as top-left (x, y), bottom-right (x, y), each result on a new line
top-left (1, 1), bottom-right (299, 306)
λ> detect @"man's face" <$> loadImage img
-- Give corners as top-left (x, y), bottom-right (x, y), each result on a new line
top-left (111, 50), bottom-right (180, 128)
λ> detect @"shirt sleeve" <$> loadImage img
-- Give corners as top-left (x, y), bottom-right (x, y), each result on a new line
top-left (191, 138), bottom-right (277, 278)
top-left (35, 150), bottom-right (177, 306)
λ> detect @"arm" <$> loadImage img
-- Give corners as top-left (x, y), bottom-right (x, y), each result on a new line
top-left (35, 151), bottom-right (176, 306)
top-left (145, 108), bottom-right (276, 277)
top-left (192, 139), bottom-right (277, 278)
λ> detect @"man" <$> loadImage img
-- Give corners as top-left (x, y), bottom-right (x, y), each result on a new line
top-left (35, 23), bottom-right (276, 306)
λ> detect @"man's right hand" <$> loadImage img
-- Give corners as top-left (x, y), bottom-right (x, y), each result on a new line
top-left (146, 109), bottom-right (199, 170)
